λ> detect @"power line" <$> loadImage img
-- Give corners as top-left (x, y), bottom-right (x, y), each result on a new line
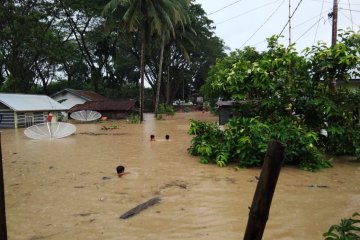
top-left (216, 0), bottom-right (281, 25)
top-left (241, 0), bottom-right (286, 48)
top-left (339, 10), bottom-right (353, 22)
top-left (295, 18), bottom-right (323, 43)
top-left (278, 0), bottom-right (304, 36)
top-left (208, 0), bottom-right (244, 16)
top-left (339, 7), bottom-right (360, 12)
top-left (313, 0), bottom-right (325, 45)
top-left (311, 0), bottom-right (360, 5)
top-left (347, 0), bottom-right (354, 29)
top-left (291, 9), bottom-right (331, 28)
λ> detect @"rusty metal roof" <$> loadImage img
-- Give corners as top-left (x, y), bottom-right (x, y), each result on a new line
top-left (0, 93), bottom-right (68, 111)
top-left (69, 99), bottom-right (137, 112)
top-left (51, 88), bottom-right (108, 101)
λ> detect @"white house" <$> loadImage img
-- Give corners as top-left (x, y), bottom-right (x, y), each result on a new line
top-left (51, 88), bottom-right (108, 109)
top-left (0, 93), bottom-right (68, 129)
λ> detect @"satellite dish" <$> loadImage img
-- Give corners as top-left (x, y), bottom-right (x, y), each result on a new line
top-left (70, 110), bottom-right (102, 122)
top-left (24, 122), bottom-right (76, 140)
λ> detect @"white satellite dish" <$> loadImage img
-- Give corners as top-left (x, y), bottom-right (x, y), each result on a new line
top-left (70, 110), bottom-right (102, 122)
top-left (24, 122), bottom-right (76, 140)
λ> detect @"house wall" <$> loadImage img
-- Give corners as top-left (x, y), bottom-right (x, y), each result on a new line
top-left (0, 111), bottom-right (62, 129)
top-left (218, 107), bottom-right (233, 125)
top-left (16, 112), bottom-right (49, 128)
top-left (52, 92), bottom-right (86, 109)
top-left (0, 112), bottom-right (15, 129)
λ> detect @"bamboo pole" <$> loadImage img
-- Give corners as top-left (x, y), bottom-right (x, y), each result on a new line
top-left (243, 140), bottom-right (285, 240)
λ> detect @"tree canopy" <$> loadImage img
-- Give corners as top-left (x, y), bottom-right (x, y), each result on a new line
top-left (0, 0), bottom-right (225, 110)
top-left (193, 30), bottom-right (360, 171)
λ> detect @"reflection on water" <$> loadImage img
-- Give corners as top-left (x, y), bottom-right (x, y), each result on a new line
top-left (2, 112), bottom-right (360, 240)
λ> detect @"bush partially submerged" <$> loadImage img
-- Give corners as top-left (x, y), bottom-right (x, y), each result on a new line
top-left (188, 117), bottom-right (332, 171)
top-left (323, 212), bottom-right (360, 240)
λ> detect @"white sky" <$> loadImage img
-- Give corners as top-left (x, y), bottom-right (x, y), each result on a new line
top-left (195, 0), bottom-right (360, 53)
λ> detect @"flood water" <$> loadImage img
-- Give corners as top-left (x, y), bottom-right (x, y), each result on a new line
top-left (2, 112), bottom-right (360, 240)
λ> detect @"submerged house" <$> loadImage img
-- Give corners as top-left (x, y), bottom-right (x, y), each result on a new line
top-left (216, 100), bottom-right (236, 125)
top-left (0, 93), bottom-right (68, 129)
top-left (51, 88), bottom-right (108, 109)
top-left (216, 100), bottom-right (257, 125)
top-left (69, 99), bottom-right (138, 119)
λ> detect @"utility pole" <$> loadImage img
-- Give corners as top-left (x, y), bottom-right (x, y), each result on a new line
top-left (0, 133), bottom-right (8, 240)
top-left (330, 0), bottom-right (338, 91)
top-left (331, 0), bottom-right (338, 46)
top-left (288, 0), bottom-right (291, 46)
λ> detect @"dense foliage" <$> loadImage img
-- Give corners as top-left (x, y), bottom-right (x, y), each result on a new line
top-left (0, 0), bottom-right (225, 108)
top-left (190, 31), bottom-right (360, 170)
top-left (188, 117), bottom-right (331, 171)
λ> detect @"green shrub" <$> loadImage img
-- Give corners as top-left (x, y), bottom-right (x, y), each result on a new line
top-left (188, 120), bottom-right (226, 166)
top-left (188, 117), bottom-right (331, 171)
top-left (270, 118), bottom-right (332, 171)
top-left (128, 114), bottom-right (140, 124)
top-left (159, 104), bottom-right (175, 116)
top-left (323, 212), bottom-right (360, 240)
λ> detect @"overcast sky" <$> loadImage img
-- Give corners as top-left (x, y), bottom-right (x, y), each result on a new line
top-left (195, 0), bottom-right (360, 52)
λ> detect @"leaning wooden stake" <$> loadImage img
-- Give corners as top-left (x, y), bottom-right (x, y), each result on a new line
top-left (120, 197), bottom-right (161, 219)
top-left (243, 140), bottom-right (285, 240)
top-left (0, 133), bottom-right (8, 240)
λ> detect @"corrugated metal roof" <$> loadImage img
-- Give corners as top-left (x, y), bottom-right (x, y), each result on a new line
top-left (51, 88), bottom-right (108, 101)
top-left (69, 99), bottom-right (137, 112)
top-left (0, 93), bottom-right (69, 111)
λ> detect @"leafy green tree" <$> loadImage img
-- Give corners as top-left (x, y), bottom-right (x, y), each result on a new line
top-left (60, 0), bottom-right (114, 92)
top-left (0, 0), bottom-right (65, 93)
top-left (194, 31), bottom-right (360, 170)
top-left (304, 29), bottom-right (360, 92)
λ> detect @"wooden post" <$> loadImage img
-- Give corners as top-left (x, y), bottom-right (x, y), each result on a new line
top-left (243, 140), bottom-right (285, 240)
top-left (0, 133), bottom-right (7, 239)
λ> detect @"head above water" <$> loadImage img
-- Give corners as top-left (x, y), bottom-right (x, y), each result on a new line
top-left (116, 165), bottom-right (125, 174)
top-left (165, 135), bottom-right (170, 140)
top-left (150, 134), bottom-right (155, 141)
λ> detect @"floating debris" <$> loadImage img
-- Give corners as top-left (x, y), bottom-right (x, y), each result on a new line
top-left (120, 197), bottom-right (161, 219)
top-left (308, 184), bottom-right (329, 188)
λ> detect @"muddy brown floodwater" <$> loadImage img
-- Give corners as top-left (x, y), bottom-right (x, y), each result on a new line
top-left (2, 112), bottom-right (360, 240)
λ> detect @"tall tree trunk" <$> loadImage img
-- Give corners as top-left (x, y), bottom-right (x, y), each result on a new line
top-left (139, 38), bottom-right (146, 122)
top-left (91, 67), bottom-right (101, 93)
top-left (154, 33), bottom-right (165, 117)
top-left (166, 66), bottom-right (170, 104)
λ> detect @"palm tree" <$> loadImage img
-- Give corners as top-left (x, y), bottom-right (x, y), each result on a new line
top-left (103, 0), bottom-right (190, 122)
top-left (154, 0), bottom-right (190, 117)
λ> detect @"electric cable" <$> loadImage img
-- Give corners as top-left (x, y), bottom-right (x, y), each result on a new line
top-left (347, 0), bottom-right (354, 29)
top-left (292, 9), bottom-right (331, 29)
top-left (339, 10), bottom-right (353, 23)
top-left (294, 18), bottom-right (323, 43)
top-left (339, 8), bottom-right (360, 12)
top-left (311, 0), bottom-right (360, 5)
top-left (278, 0), bottom-right (304, 36)
top-left (208, 0), bottom-right (244, 16)
top-left (241, 0), bottom-right (286, 48)
top-left (313, 0), bottom-right (325, 45)
top-left (216, 0), bottom-right (281, 25)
